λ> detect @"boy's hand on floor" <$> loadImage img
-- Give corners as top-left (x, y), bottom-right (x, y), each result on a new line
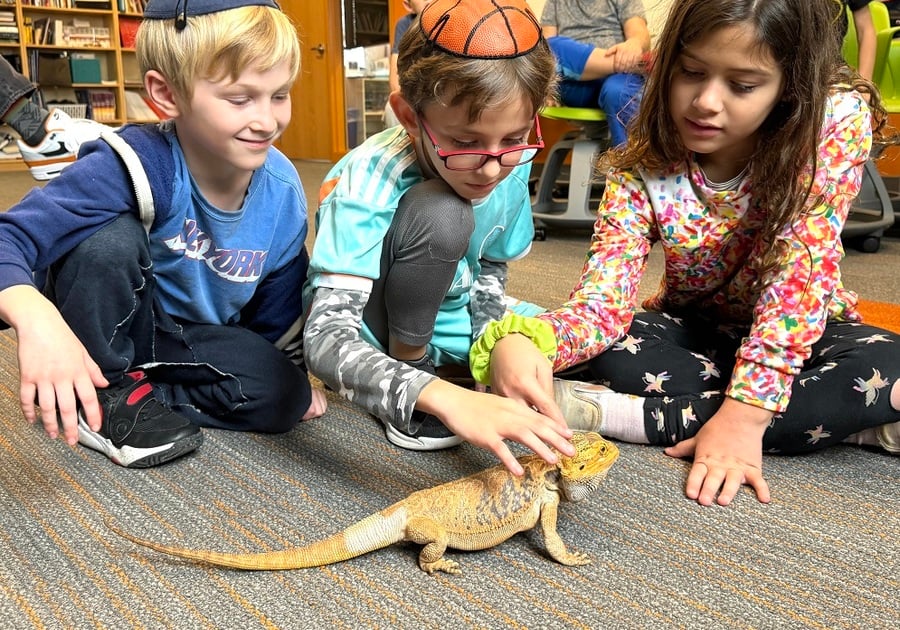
top-left (5, 287), bottom-right (107, 445)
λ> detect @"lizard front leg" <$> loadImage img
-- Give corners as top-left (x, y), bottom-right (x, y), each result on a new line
top-left (406, 517), bottom-right (460, 574)
top-left (539, 500), bottom-right (591, 566)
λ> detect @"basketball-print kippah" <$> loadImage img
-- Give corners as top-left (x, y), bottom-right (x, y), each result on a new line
top-left (419, 0), bottom-right (542, 59)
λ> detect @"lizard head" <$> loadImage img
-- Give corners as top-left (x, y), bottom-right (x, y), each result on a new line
top-left (557, 431), bottom-right (619, 502)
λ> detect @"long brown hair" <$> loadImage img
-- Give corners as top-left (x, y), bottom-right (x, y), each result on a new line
top-left (609, 0), bottom-right (886, 278)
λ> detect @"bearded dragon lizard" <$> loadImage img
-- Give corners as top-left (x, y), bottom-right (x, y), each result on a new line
top-left (109, 431), bottom-right (618, 575)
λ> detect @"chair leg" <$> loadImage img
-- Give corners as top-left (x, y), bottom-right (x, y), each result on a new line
top-left (532, 137), bottom-right (603, 227)
top-left (565, 138), bottom-right (603, 220)
top-left (532, 137), bottom-right (576, 216)
top-left (843, 160), bottom-right (896, 253)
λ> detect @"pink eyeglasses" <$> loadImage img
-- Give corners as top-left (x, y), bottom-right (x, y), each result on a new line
top-left (419, 115), bottom-right (545, 171)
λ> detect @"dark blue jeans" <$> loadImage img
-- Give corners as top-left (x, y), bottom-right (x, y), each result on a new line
top-left (558, 72), bottom-right (644, 146)
top-left (43, 214), bottom-right (312, 433)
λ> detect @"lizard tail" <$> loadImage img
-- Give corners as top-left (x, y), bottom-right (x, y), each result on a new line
top-left (106, 509), bottom-right (408, 570)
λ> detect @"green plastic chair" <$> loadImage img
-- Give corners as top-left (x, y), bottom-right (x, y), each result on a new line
top-left (843, 1), bottom-right (900, 88)
top-left (531, 106), bottom-right (609, 238)
top-left (877, 34), bottom-right (900, 111)
top-left (843, 4), bottom-right (899, 252)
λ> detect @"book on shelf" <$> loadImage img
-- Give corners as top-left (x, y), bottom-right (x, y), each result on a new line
top-left (118, 16), bottom-right (139, 48)
top-left (124, 90), bottom-right (159, 121)
top-left (31, 16), bottom-right (47, 45)
top-left (73, 0), bottom-right (111, 9)
top-left (88, 89), bottom-right (116, 122)
top-left (50, 18), bottom-right (64, 46)
top-left (0, 31), bottom-right (20, 42)
top-left (62, 21), bottom-right (112, 48)
top-left (1, 53), bottom-right (22, 74)
top-left (74, 88), bottom-right (92, 119)
top-left (22, 1), bottom-right (76, 7)
top-left (121, 0), bottom-right (146, 14)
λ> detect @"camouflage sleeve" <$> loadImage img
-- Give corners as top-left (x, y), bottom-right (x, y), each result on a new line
top-left (469, 259), bottom-right (509, 339)
top-left (303, 285), bottom-right (437, 430)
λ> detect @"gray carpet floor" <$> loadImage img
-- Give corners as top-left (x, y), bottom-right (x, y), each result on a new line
top-left (0, 163), bottom-right (897, 629)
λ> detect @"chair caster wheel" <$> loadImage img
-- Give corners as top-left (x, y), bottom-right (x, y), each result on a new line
top-left (858, 236), bottom-right (880, 253)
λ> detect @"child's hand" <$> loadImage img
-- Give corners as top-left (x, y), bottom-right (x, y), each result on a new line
top-left (488, 333), bottom-right (562, 423)
top-left (664, 398), bottom-right (772, 506)
top-left (417, 379), bottom-right (574, 475)
top-left (605, 39), bottom-right (646, 74)
top-left (2, 286), bottom-right (108, 445)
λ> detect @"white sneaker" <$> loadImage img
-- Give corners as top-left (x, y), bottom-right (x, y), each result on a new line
top-left (17, 108), bottom-right (107, 180)
top-left (553, 379), bottom-right (611, 431)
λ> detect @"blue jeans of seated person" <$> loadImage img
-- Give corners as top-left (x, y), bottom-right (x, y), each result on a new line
top-left (548, 35), bottom-right (644, 146)
top-left (0, 55), bottom-right (37, 119)
top-left (42, 213), bottom-right (313, 433)
top-left (558, 73), bottom-right (644, 147)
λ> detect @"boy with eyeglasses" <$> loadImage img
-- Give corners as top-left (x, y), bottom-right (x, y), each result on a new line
top-left (303, 0), bottom-right (576, 475)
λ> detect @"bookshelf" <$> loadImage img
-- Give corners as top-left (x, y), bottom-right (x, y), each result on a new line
top-left (344, 76), bottom-right (389, 148)
top-left (0, 0), bottom-right (154, 172)
top-left (342, 0), bottom-right (389, 48)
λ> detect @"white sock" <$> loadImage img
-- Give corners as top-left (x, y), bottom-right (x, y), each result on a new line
top-left (598, 391), bottom-right (649, 444)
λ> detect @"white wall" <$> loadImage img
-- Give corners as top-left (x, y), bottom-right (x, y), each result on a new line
top-left (526, 0), bottom-right (674, 44)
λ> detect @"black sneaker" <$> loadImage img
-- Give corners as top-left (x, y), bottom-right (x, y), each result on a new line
top-left (382, 354), bottom-right (463, 451)
top-left (77, 371), bottom-right (203, 468)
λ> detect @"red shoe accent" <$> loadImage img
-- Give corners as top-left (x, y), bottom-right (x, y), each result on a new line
top-left (126, 382), bottom-right (154, 406)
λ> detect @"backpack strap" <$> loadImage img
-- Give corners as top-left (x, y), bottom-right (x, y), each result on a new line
top-left (99, 129), bottom-right (155, 233)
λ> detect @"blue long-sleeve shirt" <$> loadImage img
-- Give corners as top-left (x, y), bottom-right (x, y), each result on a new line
top-left (0, 123), bottom-right (309, 342)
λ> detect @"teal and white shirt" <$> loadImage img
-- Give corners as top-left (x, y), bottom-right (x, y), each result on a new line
top-left (303, 126), bottom-right (535, 427)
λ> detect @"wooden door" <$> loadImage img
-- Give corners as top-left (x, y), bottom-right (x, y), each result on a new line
top-left (278, 0), bottom-right (346, 161)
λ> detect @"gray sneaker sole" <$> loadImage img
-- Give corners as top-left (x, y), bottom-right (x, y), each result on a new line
top-left (77, 418), bottom-right (203, 468)
top-left (384, 423), bottom-right (463, 451)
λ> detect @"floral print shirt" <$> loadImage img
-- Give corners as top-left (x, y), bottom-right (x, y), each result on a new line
top-left (538, 90), bottom-right (871, 412)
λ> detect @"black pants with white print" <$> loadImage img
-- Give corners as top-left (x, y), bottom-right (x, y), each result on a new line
top-left (580, 312), bottom-right (900, 454)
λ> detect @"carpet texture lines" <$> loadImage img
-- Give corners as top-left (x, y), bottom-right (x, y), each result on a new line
top-left (1, 162), bottom-right (900, 628)
top-left (0, 327), bottom-right (898, 629)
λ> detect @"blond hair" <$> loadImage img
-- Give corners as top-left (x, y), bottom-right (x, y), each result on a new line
top-left (136, 6), bottom-right (300, 104)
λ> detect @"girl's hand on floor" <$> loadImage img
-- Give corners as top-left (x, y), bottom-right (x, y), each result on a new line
top-left (665, 397), bottom-right (772, 506)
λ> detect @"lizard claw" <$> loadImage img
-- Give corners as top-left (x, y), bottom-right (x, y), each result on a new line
top-left (556, 551), bottom-right (591, 566)
top-left (421, 558), bottom-right (461, 574)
